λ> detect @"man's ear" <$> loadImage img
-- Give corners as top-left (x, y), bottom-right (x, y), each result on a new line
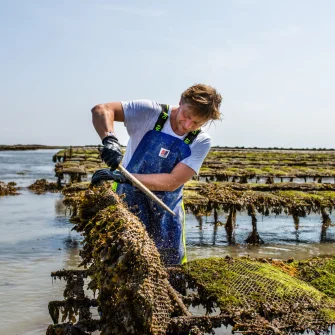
top-left (179, 99), bottom-right (182, 106)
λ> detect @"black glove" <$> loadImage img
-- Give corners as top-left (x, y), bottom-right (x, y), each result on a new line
top-left (91, 169), bottom-right (130, 186)
top-left (101, 135), bottom-right (123, 170)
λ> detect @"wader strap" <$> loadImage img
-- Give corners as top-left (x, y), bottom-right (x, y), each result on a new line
top-left (183, 129), bottom-right (201, 145)
top-left (154, 103), bottom-right (202, 145)
top-left (154, 104), bottom-right (169, 132)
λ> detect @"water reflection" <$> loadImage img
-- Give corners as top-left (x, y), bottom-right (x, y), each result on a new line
top-left (186, 211), bottom-right (335, 247)
top-left (55, 198), bottom-right (67, 216)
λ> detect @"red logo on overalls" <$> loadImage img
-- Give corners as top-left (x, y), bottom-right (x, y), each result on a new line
top-left (159, 148), bottom-right (170, 158)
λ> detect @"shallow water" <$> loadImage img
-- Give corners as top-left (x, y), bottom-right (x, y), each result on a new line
top-left (0, 150), bottom-right (334, 335)
top-left (0, 150), bottom-right (59, 187)
top-left (186, 212), bottom-right (335, 257)
top-left (0, 150), bottom-right (82, 335)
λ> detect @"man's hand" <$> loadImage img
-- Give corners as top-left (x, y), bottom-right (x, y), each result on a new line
top-left (91, 169), bottom-right (131, 186)
top-left (101, 135), bottom-right (123, 170)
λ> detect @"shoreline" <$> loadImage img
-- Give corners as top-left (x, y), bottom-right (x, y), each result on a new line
top-left (0, 145), bottom-right (97, 151)
top-left (0, 145), bottom-right (67, 151)
top-left (1, 144), bottom-right (334, 151)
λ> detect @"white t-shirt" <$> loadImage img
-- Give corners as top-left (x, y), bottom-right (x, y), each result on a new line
top-left (121, 99), bottom-right (211, 174)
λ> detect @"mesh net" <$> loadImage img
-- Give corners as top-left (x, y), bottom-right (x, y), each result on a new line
top-left (74, 184), bottom-right (173, 335)
top-left (179, 256), bottom-right (335, 334)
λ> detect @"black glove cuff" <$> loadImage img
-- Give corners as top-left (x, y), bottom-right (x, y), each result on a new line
top-left (102, 135), bottom-right (118, 145)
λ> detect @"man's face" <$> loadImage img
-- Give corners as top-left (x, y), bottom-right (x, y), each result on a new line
top-left (176, 102), bottom-right (208, 134)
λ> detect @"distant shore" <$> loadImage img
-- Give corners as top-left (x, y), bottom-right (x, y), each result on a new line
top-left (0, 145), bottom-right (97, 151)
top-left (0, 145), bottom-right (67, 151)
top-left (0, 144), bottom-right (334, 151)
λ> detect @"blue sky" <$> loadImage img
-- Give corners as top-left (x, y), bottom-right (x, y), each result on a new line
top-left (1, 0), bottom-right (334, 148)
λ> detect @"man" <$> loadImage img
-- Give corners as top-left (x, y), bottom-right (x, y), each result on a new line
top-left (91, 84), bottom-right (222, 265)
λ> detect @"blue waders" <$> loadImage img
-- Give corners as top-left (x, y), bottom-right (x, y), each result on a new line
top-left (116, 104), bottom-right (200, 265)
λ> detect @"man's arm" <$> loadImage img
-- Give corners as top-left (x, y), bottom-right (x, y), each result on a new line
top-left (91, 102), bottom-right (125, 140)
top-left (132, 162), bottom-right (196, 192)
top-left (91, 102), bottom-right (124, 170)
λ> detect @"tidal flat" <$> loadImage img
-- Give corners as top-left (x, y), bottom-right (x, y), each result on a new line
top-left (1, 149), bottom-right (335, 335)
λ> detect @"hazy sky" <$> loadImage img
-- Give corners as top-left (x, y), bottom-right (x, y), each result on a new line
top-left (1, 0), bottom-right (334, 148)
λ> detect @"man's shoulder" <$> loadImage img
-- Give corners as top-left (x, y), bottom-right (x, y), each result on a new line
top-left (121, 99), bottom-right (161, 112)
top-left (197, 129), bottom-right (211, 142)
top-left (122, 100), bottom-right (162, 131)
top-left (188, 129), bottom-right (211, 151)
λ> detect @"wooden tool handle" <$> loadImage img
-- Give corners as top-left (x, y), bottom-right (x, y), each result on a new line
top-left (117, 165), bottom-right (176, 216)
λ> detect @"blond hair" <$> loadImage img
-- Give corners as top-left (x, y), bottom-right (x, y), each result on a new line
top-left (180, 84), bottom-right (222, 120)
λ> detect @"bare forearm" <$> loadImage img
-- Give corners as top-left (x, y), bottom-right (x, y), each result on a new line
top-left (129, 163), bottom-right (195, 192)
top-left (91, 104), bottom-right (115, 140)
top-left (91, 102), bottom-right (124, 140)
top-left (132, 173), bottom-right (180, 192)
